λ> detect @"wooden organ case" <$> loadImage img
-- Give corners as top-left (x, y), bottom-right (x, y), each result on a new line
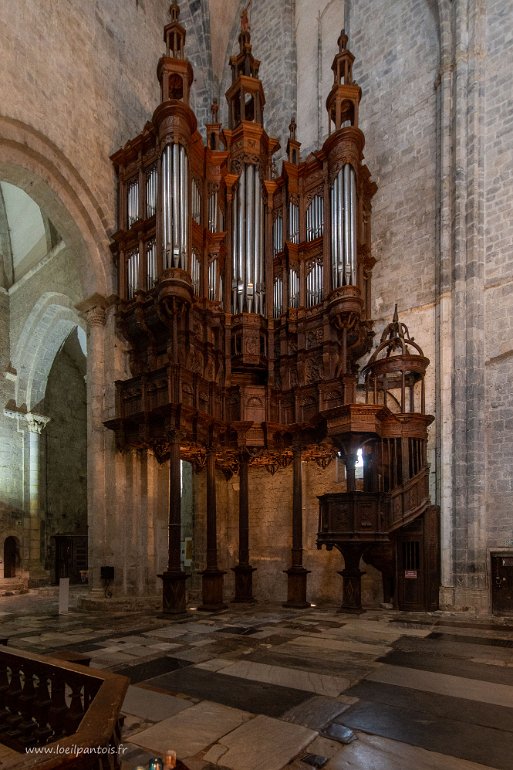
top-left (106, 3), bottom-right (439, 613)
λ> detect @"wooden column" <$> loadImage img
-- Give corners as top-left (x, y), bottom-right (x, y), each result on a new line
top-left (337, 543), bottom-right (365, 613)
top-left (160, 432), bottom-right (188, 614)
top-left (199, 448), bottom-right (226, 610)
top-left (284, 447), bottom-right (310, 607)
top-left (232, 453), bottom-right (256, 602)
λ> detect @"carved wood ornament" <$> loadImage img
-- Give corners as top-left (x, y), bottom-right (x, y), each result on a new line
top-left (106, 4), bottom-right (438, 613)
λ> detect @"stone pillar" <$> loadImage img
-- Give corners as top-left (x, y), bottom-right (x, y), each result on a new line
top-left (284, 447), bottom-right (310, 608)
top-left (160, 431), bottom-right (188, 614)
top-left (446, 1), bottom-right (487, 611)
top-left (25, 412), bottom-right (50, 583)
top-left (80, 297), bottom-right (108, 597)
top-left (199, 448), bottom-right (226, 611)
top-left (232, 453), bottom-right (256, 602)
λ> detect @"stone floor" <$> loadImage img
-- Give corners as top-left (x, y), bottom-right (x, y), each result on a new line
top-left (1, 589), bottom-right (513, 770)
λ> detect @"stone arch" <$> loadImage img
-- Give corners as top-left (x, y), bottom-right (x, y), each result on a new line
top-left (13, 293), bottom-right (85, 412)
top-left (0, 116), bottom-right (113, 299)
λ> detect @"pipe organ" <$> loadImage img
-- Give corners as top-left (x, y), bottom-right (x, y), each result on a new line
top-left (107, 4), bottom-right (438, 615)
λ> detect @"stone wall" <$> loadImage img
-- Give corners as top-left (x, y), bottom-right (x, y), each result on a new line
top-left (484, 0), bottom-right (513, 580)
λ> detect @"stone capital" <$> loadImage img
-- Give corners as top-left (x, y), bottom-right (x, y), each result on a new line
top-left (26, 412), bottom-right (50, 434)
top-left (76, 293), bottom-right (115, 327)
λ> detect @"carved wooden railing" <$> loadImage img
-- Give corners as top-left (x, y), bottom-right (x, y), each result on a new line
top-left (317, 467), bottom-right (430, 544)
top-left (0, 646), bottom-right (128, 769)
top-left (386, 467), bottom-right (430, 531)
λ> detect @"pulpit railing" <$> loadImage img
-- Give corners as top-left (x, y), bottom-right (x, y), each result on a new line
top-left (317, 467), bottom-right (430, 543)
top-left (0, 645), bottom-right (128, 769)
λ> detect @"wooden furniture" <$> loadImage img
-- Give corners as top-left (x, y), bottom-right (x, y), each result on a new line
top-left (106, 3), bottom-right (439, 612)
top-left (0, 645), bottom-right (128, 768)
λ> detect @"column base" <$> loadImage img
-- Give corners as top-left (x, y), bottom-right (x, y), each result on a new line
top-left (337, 568), bottom-right (365, 612)
top-left (231, 564), bottom-right (256, 603)
top-left (283, 566), bottom-right (311, 608)
top-left (199, 568), bottom-right (227, 611)
top-left (159, 570), bottom-right (189, 615)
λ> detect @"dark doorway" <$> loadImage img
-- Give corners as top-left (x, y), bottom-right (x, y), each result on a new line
top-left (396, 507), bottom-right (439, 611)
top-left (492, 554), bottom-right (513, 615)
top-left (53, 535), bottom-right (88, 584)
top-left (3, 536), bottom-right (19, 578)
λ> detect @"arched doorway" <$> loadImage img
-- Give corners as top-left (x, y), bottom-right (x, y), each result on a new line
top-left (3, 536), bottom-right (19, 578)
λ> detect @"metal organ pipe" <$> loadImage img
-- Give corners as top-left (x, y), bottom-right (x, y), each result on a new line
top-left (180, 144), bottom-right (188, 270)
top-left (208, 189), bottom-right (218, 232)
top-left (289, 202), bottom-right (299, 244)
top-left (162, 143), bottom-right (189, 271)
top-left (246, 164), bottom-right (254, 312)
top-left (146, 166), bottom-right (157, 218)
top-left (146, 239), bottom-right (156, 289)
top-left (231, 164), bottom-right (265, 315)
top-left (273, 214), bottom-right (283, 255)
top-left (127, 247), bottom-right (139, 299)
top-left (350, 166), bottom-right (357, 285)
top-left (306, 195), bottom-right (324, 241)
top-left (273, 277), bottom-right (283, 317)
top-left (343, 164), bottom-right (351, 285)
top-left (331, 164), bottom-right (357, 288)
top-left (162, 146), bottom-right (170, 268)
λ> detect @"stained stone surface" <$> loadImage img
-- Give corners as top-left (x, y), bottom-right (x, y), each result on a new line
top-left (147, 666), bottom-right (313, 717)
top-left (122, 684), bottom-right (193, 721)
top-left (202, 714), bottom-right (316, 770)
top-left (130, 701), bottom-right (252, 758)
top-left (281, 695), bottom-right (349, 730)
top-left (323, 733), bottom-right (500, 770)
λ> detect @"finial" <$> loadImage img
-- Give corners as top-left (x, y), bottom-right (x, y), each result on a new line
top-left (211, 98), bottom-right (219, 122)
top-left (241, 0), bottom-right (252, 33)
top-left (169, 2), bottom-right (180, 21)
top-left (289, 116), bottom-right (297, 140)
top-left (392, 303), bottom-right (399, 324)
top-left (338, 29), bottom-right (349, 52)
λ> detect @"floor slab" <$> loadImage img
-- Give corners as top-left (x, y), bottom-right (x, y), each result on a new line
top-left (147, 666), bottom-right (313, 717)
top-left (203, 714), bottom-right (316, 770)
top-left (367, 663), bottom-right (513, 707)
top-left (324, 733), bottom-right (499, 770)
top-left (215, 660), bottom-right (350, 697)
top-left (122, 684), bottom-right (193, 721)
top-left (130, 700), bottom-right (252, 759)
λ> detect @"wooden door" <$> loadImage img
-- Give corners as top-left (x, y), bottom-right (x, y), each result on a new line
top-left (492, 555), bottom-right (513, 615)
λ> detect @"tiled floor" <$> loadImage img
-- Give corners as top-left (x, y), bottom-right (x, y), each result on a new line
top-left (1, 590), bottom-right (513, 770)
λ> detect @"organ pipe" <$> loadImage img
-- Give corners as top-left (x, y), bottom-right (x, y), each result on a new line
top-left (273, 213), bottom-right (283, 255)
top-left (162, 143), bottom-right (189, 271)
top-left (127, 247), bottom-right (139, 299)
top-left (192, 178), bottom-right (201, 223)
top-left (273, 276), bottom-right (283, 317)
top-left (306, 260), bottom-right (323, 308)
top-left (306, 195), bottom-right (324, 241)
top-left (289, 268), bottom-right (299, 308)
top-left (231, 163), bottom-right (265, 315)
top-left (191, 249), bottom-right (201, 295)
top-left (208, 189), bottom-right (219, 232)
top-left (288, 201), bottom-right (299, 243)
top-left (146, 239), bottom-right (156, 289)
top-left (145, 166), bottom-right (157, 218)
top-left (127, 178), bottom-right (139, 227)
top-left (330, 164), bottom-right (357, 288)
